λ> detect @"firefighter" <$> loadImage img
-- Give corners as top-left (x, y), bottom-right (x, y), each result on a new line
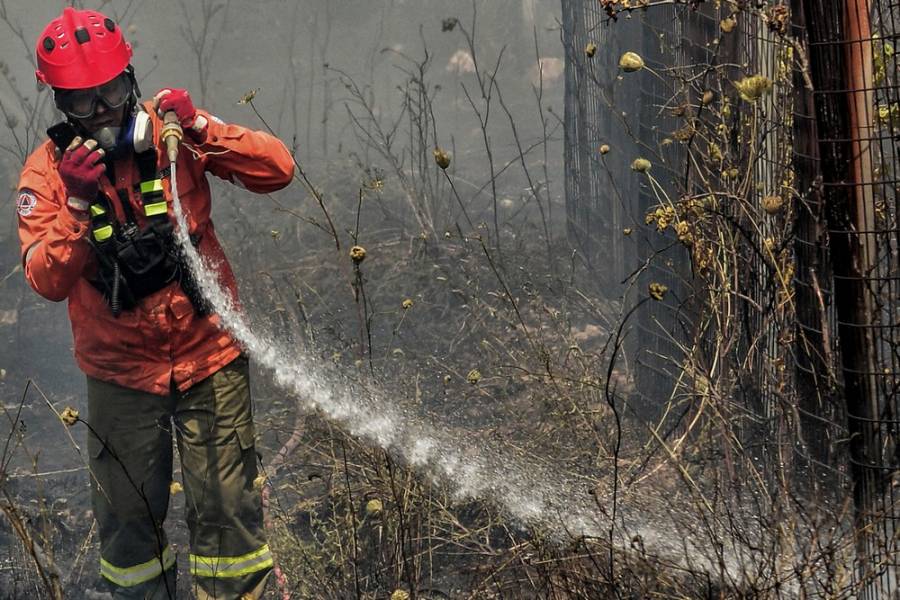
top-left (16, 7), bottom-right (295, 599)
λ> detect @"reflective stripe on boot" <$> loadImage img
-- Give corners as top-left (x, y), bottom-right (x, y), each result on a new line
top-left (100, 546), bottom-right (176, 587)
top-left (189, 544), bottom-right (274, 579)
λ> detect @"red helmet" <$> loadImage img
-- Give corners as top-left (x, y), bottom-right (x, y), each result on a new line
top-left (35, 7), bottom-right (132, 90)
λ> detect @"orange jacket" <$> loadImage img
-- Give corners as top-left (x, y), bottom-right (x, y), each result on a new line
top-left (16, 105), bottom-right (294, 395)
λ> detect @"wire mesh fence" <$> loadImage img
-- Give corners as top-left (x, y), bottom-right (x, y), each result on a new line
top-left (563, 0), bottom-right (900, 593)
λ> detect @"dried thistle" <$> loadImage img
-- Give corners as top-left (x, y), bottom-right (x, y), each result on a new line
top-left (466, 369), bottom-right (482, 384)
top-left (433, 147), bottom-right (451, 170)
top-left (350, 245), bottom-right (367, 263)
top-left (649, 282), bottom-right (668, 301)
top-left (365, 498), bottom-right (383, 515)
top-left (631, 157), bottom-right (651, 173)
top-left (585, 41), bottom-right (598, 58)
top-left (60, 406), bottom-right (79, 427)
top-left (619, 51), bottom-right (644, 72)
top-left (733, 75), bottom-right (773, 102)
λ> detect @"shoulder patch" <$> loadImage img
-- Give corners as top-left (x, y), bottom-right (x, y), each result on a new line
top-left (16, 190), bottom-right (37, 217)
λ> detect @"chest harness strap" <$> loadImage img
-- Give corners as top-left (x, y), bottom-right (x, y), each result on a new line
top-left (87, 151), bottom-right (209, 317)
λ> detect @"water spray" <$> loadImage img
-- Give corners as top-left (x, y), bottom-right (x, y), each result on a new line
top-left (160, 127), bottom-right (744, 581)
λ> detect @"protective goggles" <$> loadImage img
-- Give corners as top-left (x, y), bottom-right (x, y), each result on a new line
top-left (55, 73), bottom-right (132, 119)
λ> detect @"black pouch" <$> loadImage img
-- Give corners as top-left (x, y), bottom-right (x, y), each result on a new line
top-left (111, 223), bottom-right (181, 301)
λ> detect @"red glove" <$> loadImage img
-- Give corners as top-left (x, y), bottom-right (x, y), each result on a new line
top-left (156, 88), bottom-right (198, 128)
top-left (59, 142), bottom-right (105, 204)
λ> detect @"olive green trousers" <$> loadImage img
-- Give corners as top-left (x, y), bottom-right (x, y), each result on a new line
top-left (87, 356), bottom-right (271, 599)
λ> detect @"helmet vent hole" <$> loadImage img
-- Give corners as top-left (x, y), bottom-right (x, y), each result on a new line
top-left (96, 31), bottom-right (105, 37)
top-left (74, 28), bottom-right (90, 44)
top-left (60, 42), bottom-right (69, 49)
top-left (42, 37), bottom-right (55, 52)
top-left (104, 18), bottom-right (115, 32)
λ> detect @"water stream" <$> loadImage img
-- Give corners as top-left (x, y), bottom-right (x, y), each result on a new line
top-left (169, 158), bottom-right (743, 578)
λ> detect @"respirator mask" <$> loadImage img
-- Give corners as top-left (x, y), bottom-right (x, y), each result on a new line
top-left (93, 110), bottom-right (153, 157)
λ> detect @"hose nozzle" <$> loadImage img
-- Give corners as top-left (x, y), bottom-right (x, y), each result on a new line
top-left (161, 111), bottom-right (183, 163)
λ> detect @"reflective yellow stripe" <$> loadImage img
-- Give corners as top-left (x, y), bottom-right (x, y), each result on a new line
top-left (189, 544), bottom-right (274, 578)
top-left (139, 179), bottom-right (164, 194)
top-left (100, 547), bottom-right (175, 587)
top-left (93, 224), bottom-right (113, 242)
top-left (90, 204), bottom-right (106, 217)
top-left (144, 201), bottom-right (168, 217)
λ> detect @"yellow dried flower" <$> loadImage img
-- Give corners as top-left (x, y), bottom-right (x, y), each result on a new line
top-left (599, 144), bottom-right (610, 155)
top-left (402, 298), bottom-right (414, 309)
top-left (270, 229), bottom-right (281, 240)
top-left (585, 41), bottom-right (598, 58)
top-left (764, 237), bottom-right (776, 252)
top-left (60, 406), bottom-right (79, 427)
top-left (631, 157), bottom-right (651, 173)
top-left (365, 498), bottom-right (383, 515)
top-left (350, 245), bottom-right (367, 263)
top-left (253, 474), bottom-right (267, 490)
top-left (391, 591), bottom-right (410, 600)
top-left (648, 282), bottom-right (668, 301)
top-left (761, 195), bottom-right (785, 214)
top-left (623, 227), bottom-right (633, 235)
top-left (170, 481), bottom-right (183, 495)
top-left (734, 75), bottom-right (773, 102)
top-left (720, 17), bottom-right (736, 33)
top-left (619, 51), bottom-right (644, 72)
top-left (675, 221), bottom-right (690, 239)
top-left (466, 369), bottom-right (482, 384)
top-left (433, 148), bottom-right (451, 170)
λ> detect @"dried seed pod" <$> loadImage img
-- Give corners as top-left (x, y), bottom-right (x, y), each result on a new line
top-left (701, 90), bottom-right (715, 105)
top-left (466, 369), bottom-right (482, 384)
top-left (585, 41), bottom-right (598, 58)
top-left (761, 195), bottom-right (785, 214)
top-left (433, 147), bottom-right (451, 170)
top-left (60, 406), bottom-right (79, 426)
top-left (623, 227), bottom-right (633, 235)
top-left (350, 245), bottom-right (367, 263)
top-left (599, 144), bottom-right (610, 155)
top-left (619, 51), bottom-right (644, 72)
top-left (402, 298), bottom-right (414, 309)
